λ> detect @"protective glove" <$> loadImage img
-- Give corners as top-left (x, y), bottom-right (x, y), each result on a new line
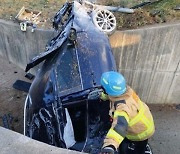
top-left (99, 145), bottom-right (116, 154)
top-left (100, 91), bottom-right (109, 101)
top-left (88, 89), bottom-right (103, 100)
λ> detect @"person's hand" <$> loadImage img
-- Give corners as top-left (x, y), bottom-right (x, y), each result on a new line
top-left (88, 89), bottom-right (103, 100)
top-left (99, 146), bottom-right (115, 154)
top-left (100, 91), bottom-right (108, 101)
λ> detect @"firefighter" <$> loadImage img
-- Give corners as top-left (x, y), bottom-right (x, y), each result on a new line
top-left (99, 71), bottom-right (155, 154)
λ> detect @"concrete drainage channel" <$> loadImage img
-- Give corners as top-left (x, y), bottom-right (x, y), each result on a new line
top-left (0, 127), bottom-right (83, 154)
top-left (0, 20), bottom-right (180, 153)
top-left (0, 56), bottom-right (27, 133)
top-left (0, 56), bottom-right (84, 153)
top-left (0, 55), bottom-right (180, 154)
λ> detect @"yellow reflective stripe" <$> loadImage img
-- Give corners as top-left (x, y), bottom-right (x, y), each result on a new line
top-left (141, 115), bottom-right (151, 127)
top-left (129, 100), bottom-right (144, 127)
top-left (127, 113), bottom-right (154, 141)
top-left (100, 92), bottom-right (109, 101)
top-left (112, 86), bottom-right (121, 90)
top-left (126, 122), bottom-right (154, 141)
top-left (126, 99), bottom-right (155, 141)
top-left (107, 128), bottom-right (124, 144)
top-left (103, 78), bottom-right (108, 84)
top-left (114, 111), bottom-right (129, 123)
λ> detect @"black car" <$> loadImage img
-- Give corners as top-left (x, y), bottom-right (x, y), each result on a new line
top-left (24, 1), bottom-right (117, 153)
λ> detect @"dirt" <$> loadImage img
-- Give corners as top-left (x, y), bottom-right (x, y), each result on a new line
top-left (0, 0), bottom-right (66, 29)
top-left (0, 56), bottom-right (30, 134)
top-left (114, 0), bottom-right (180, 30)
top-left (0, 88), bottom-right (26, 133)
top-left (0, 0), bottom-right (179, 30)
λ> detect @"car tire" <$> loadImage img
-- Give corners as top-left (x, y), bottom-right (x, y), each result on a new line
top-left (92, 9), bottom-right (116, 35)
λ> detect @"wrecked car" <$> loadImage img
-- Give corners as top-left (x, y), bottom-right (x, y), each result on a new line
top-left (24, 1), bottom-right (118, 153)
top-left (24, 1), bottom-right (153, 154)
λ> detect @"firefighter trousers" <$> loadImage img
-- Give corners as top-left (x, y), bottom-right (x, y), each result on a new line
top-left (119, 138), bottom-right (148, 154)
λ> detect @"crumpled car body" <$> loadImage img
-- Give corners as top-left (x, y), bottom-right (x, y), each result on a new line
top-left (24, 1), bottom-right (117, 153)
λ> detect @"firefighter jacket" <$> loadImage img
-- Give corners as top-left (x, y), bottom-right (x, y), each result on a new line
top-left (102, 86), bottom-right (155, 150)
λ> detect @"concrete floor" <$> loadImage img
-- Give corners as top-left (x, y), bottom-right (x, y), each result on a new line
top-left (0, 56), bottom-right (180, 154)
top-left (0, 127), bottom-right (84, 154)
top-left (149, 105), bottom-right (180, 154)
top-left (0, 56), bottom-right (29, 133)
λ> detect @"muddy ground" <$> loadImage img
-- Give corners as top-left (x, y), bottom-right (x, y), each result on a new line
top-left (0, 56), bottom-right (30, 133)
top-left (0, 0), bottom-right (179, 30)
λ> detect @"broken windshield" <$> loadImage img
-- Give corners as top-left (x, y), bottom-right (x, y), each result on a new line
top-left (56, 44), bottom-right (82, 94)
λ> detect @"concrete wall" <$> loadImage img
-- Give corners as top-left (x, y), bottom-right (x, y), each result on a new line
top-left (0, 19), bottom-right (55, 73)
top-left (0, 127), bottom-right (84, 154)
top-left (109, 23), bottom-right (180, 104)
top-left (0, 19), bottom-right (179, 104)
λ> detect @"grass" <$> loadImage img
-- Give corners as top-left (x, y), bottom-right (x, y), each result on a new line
top-left (0, 0), bottom-right (179, 29)
top-left (101, 0), bottom-right (148, 7)
top-left (114, 0), bottom-right (180, 30)
top-left (144, 0), bottom-right (180, 21)
top-left (0, 0), bottom-right (66, 28)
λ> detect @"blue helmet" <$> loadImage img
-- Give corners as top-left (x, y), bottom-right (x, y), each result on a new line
top-left (100, 71), bottom-right (126, 96)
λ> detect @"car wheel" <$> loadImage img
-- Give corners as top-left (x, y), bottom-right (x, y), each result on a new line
top-left (92, 9), bottom-right (116, 35)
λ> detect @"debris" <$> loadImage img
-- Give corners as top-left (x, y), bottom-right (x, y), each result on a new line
top-left (150, 10), bottom-right (161, 17)
top-left (100, 6), bottom-right (134, 13)
top-left (13, 80), bottom-right (31, 93)
top-left (131, 1), bottom-right (151, 9)
top-left (14, 117), bottom-right (19, 123)
top-left (176, 104), bottom-right (180, 110)
top-left (16, 6), bottom-right (41, 24)
top-left (2, 115), bottom-right (9, 129)
top-left (31, 24), bottom-right (37, 33)
top-left (20, 22), bottom-right (27, 32)
top-left (2, 114), bottom-right (13, 130)
top-left (174, 5), bottom-right (180, 11)
top-left (68, 28), bottom-right (77, 45)
top-left (15, 6), bottom-right (41, 31)
top-left (83, 1), bottom-right (134, 13)
top-left (16, 96), bottom-right (20, 99)
top-left (25, 73), bottom-right (35, 80)
top-left (131, 0), bottom-right (163, 9)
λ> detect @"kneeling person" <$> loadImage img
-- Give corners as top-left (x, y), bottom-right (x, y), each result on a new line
top-left (100, 71), bottom-right (155, 154)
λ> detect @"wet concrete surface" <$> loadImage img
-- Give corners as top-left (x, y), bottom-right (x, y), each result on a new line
top-left (149, 104), bottom-right (180, 154)
top-left (0, 55), bottom-right (180, 154)
top-left (0, 55), bottom-right (30, 133)
top-left (0, 127), bottom-right (84, 154)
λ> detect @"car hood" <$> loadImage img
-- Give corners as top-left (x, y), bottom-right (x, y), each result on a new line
top-left (72, 1), bottom-right (117, 90)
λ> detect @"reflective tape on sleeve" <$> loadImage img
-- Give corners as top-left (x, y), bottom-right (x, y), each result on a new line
top-left (129, 100), bottom-right (144, 127)
top-left (126, 122), bottom-right (154, 141)
top-left (114, 111), bottom-right (129, 123)
top-left (106, 128), bottom-right (124, 144)
top-left (100, 92), bottom-right (109, 101)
